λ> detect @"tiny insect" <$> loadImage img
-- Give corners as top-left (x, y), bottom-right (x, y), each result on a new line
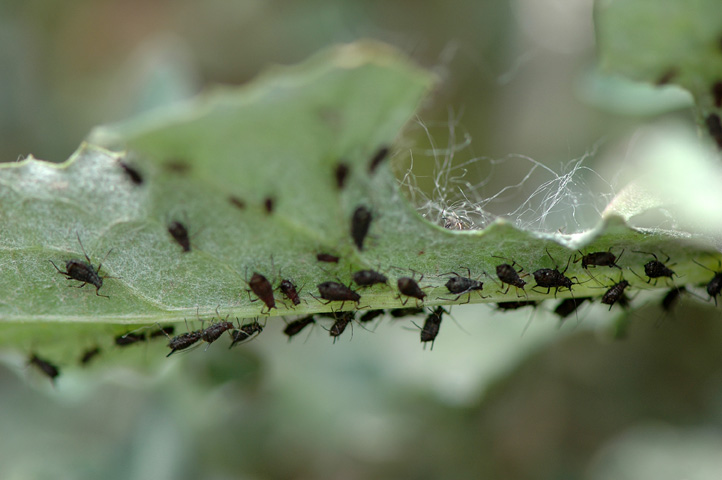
top-left (335, 163), bottom-right (350, 189)
top-left (713, 81), bottom-right (722, 108)
top-left (166, 330), bottom-right (203, 357)
top-left (553, 297), bottom-right (591, 319)
top-left (229, 321), bottom-right (264, 348)
top-left (496, 301), bottom-right (537, 311)
top-left (164, 159), bottom-right (190, 173)
top-left (661, 287), bottom-right (685, 312)
top-left (246, 272), bottom-right (276, 313)
top-left (655, 68), bottom-right (678, 86)
top-left (29, 354), bottom-right (60, 381)
top-left (50, 233), bottom-right (112, 298)
top-left (167, 221), bottom-right (191, 252)
top-left (420, 307), bottom-right (446, 349)
top-left (264, 197), bottom-right (274, 214)
top-left (316, 281), bottom-right (361, 306)
top-left (351, 206), bottom-right (372, 250)
top-left (79, 347), bottom-right (101, 365)
top-left (352, 269), bottom-right (387, 287)
top-left (118, 160), bottom-right (143, 185)
top-left (229, 196), bottom-right (246, 210)
top-left (150, 325), bottom-right (175, 339)
top-left (115, 332), bottom-right (146, 346)
top-left (575, 248), bottom-right (623, 269)
top-left (693, 259), bottom-right (722, 306)
top-left (633, 251), bottom-right (676, 283)
top-left (389, 307), bottom-right (424, 318)
top-left (329, 311), bottom-right (355, 340)
top-left (316, 253), bottom-right (340, 263)
top-left (532, 250), bottom-right (576, 296)
top-left (279, 279), bottom-right (302, 306)
top-left (493, 257), bottom-right (527, 295)
top-left (397, 273), bottom-right (426, 305)
top-left (283, 315), bottom-right (315, 339)
top-left (443, 268), bottom-right (484, 303)
top-left (368, 145), bottom-right (390, 173)
top-left (706, 113), bottom-right (722, 149)
top-left (200, 320), bottom-right (234, 345)
top-left (601, 280), bottom-right (630, 310)
top-left (358, 309), bottom-right (385, 323)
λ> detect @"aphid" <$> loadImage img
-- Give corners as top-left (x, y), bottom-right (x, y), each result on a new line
top-left (283, 315), bottom-right (315, 339)
top-left (352, 269), bottom-right (387, 287)
top-left (496, 301), bottom-right (537, 311)
top-left (335, 163), bottom-right (350, 189)
top-left (316, 281), bottom-right (361, 306)
top-left (633, 251), bottom-right (676, 283)
top-left (368, 145), bottom-right (390, 173)
top-left (229, 196), bottom-right (246, 210)
top-left (164, 159), bottom-right (190, 173)
top-left (706, 113), bottom-right (722, 149)
top-left (29, 354), bottom-right (59, 381)
top-left (50, 233), bottom-right (111, 298)
top-left (264, 197), bottom-right (274, 214)
top-left (229, 321), bottom-right (264, 348)
top-left (661, 287), bottom-right (685, 312)
top-left (316, 253), bottom-right (340, 263)
top-left (493, 257), bottom-right (527, 295)
top-left (655, 68), bottom-right (678, 86)
top-left (247, 272), bottom-right (276, 313)
top-left (420, 307), bottom-right (446, 349)
top-left (279, 279), bottom-right (302, 306)
top-left (118, 160), bottom-right (143, 185)
top-left (601, 280), bottom-right (630, 310)
top-left (329, 311), bottom-right (355, 340)
top-left (150, 325), bottom-right (175, 339)
top-left (532, 250), bottom-right (577, 296)
top-left (693, 259), bottom-right (722, 306)
top-left (713, 81), bottom-right (722, 108)
top-left (351, 206), bottom-right (372, 250)
top-left (389, 307), bottom-right (424, 318)
top-left (200, 320), bottom-right (234, 344)
top-left (575, 248), bottom-right (623, 269)
top-left (397, 273), bottom-right (426, 305)
top-left (115, 332), bottom-right (146, 346)
top-left (443, 268), bottom-right (484, 303)
top-left (166, 331), bottom-right (203, 357)
top-left (554, 297), bottom-right (591, 319)
top-left (358, 309), bottom-right (385, 323)
top-left (79, 347), bottom-right (101, 365)
top-left (167, 221), bottom-right (191, 252)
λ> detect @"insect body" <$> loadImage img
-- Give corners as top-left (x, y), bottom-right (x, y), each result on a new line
top-left (661, 287), bottom-right (685, 312)
top-left (693, 259), bottom-right (722, 306)
top-left (601, 280), bottom-right (630, 310)
top-left (79, 347), bottom-right (101, 365)
top-left (443, 268), bottom-right (484, 303)
top-left (279, 279), bottom-right (302, 306)
top-left (317, 282), bottom-right (361, 309)
top-left (229, 321), bottom-right (264, 348)
top-left (351, 206), bottom-right (372, 250)
top-left (247, 272), bottom-right (276, 313)
top-left (532, 250), bottom-right (576, 296)
top-left (576, 249), bottom-right (622, 269)
top-left (167, 221), bottom-right (191, 252)
top-left (284, 315), bottom-right (316, 339)
top-left (496, 301), bottom-right (537, 311)
top-left (359, 309), bottom-right (385, 323)
top-left (368, 146), bottom-right (390, 173)
top-left (29, 354), bottom-right (60, 381)
top-left (494, 258), bottom-right (527, 295)
top-left (201, 321), bottom-right (234, 344)
top-left (553, 297), bottom-right (591, 319)
top-left (397, 275), bottom-right (426, 305)
top-left (329, 311), bottom-right (355, 340)
top-left (150, 325), bottom-right (175, 338)
top-left (50, 234), bottom-right (111, 298)
top-left (115, 333), bottom-right (146, 346)
top-left (352, 270), bottom-right (387, 287)
top-left (166, 331), bottom-right (202, 357)
top-left (420, 307), bottom-right (446, 349)
top-left (634, 251), bottom-right (676, 283)
top-left (335, 163), bottom-right (349, 189)
top-left (118, 161), bottom-right (143, 185)
top-left (316, 253), bottom-right (340, 263)
top-left (388, 307), bottom-right (424, 318)
top-left (264, 197), bottom-right (274, 214)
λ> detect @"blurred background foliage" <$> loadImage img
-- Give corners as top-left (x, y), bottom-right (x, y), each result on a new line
top-left (1, 1), bottom-right (720, 479)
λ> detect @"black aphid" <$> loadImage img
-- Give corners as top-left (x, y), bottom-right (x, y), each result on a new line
top-left (329, 311), bottom-right (355, 339)
top-left (575, 248), bottom-right (623, 269)
top-left (279, 279), bottom-right (302, 306)
top-left (494, 258), bottom-right (527, 295)
top-left (532, 250), bottom-right (577, 296)
top-left (335, 163), bottom-right (350, 189)
top-left (150, 325), bottom-right (175, 339)
top-left (633, 251), bottom-right (676, 283)
top-left (443, 268), bottom-right (484, 302)
top-left (316, 253), bottom-right (340, 263)
top-left (284, 315), bottom-right (315, 339)
top-left (420, 307), bottom-right (446, 349)
top-left (229, 196), bottom-right (246, 210)
top-left (713, 81), bottom-right (722, 108)
top-left (389, 307), bottom-right (424, 318)
top-left (229, 321), bottom-right (264, 348)
top-left (661, 287), bottom-right (685, 312)
top-left (166, 331), bottom-right (202, 357)
top-left (164, 159), bottom-right (190, 173)
top-left (655, 68), bottom-right (678, 86)
top-left (351, 206), bottom-right (372, 250)
top-left (352, 269), bottom-right (387, 287)
top-left (317, 281), bottom-right (361, 305)
top-left (201, 320), bottom-right (234, 344)
top-left (247, 272), bottom-right (276, 313)
top-left (359, 309), bottom-right (385, 323)
top-left (79, 347), bottom-right (100, 365)
top-left (554, 297), bottom-right (591, 319)
top-left (601, 280), bottom-right (630, 310)
top-left (115, 332), bottom-right (146, 346)
top-left (50, 233), bottom-right (111, 298)
top-left (693, 259), bottom-right (722, 306)
top-left (496, 301), bottom-right (537, 311)
top-left (264, 197), bottom-right (274, 214)
top-left (706, 113), bottom-right (722, 149)
top-left (118, 161), bottom-right (143, 185)
top-left (167, 221), bottom-right (191, 252)
top-left (29, 354), bottom-right (59, 381)
top-left (397, 275), bottom-right (426, 305)
top-left (368, 146), bottom-right (390, 173)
